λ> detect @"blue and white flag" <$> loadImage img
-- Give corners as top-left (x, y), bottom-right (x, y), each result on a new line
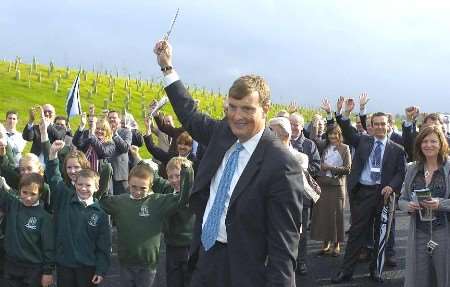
top-left (65, 74), bottom-right (81, 118)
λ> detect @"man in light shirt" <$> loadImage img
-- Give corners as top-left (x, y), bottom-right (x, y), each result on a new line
top-left (154, 40), bottom-right (304, 287)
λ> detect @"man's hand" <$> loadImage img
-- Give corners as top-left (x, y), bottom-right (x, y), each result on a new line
top-left (320, 98), bottom-right (332, 114)
top-left (41, 274), bottom-right (54, 287)
top-left (49, 140), bottom-right (65, 160)
top-left (336, 96), bottom-right (345, 114)
top-left (92, 274), bottom-right (104, 285)
top-left (405, 106), bottom-right (420, 122)
top-left (287, 101), bottom-right (299, 114)
top-left (359, 92), bottom-right (369, 111)
top-left (153, 40), bottom-right (173, 72)
top-left (130, 145), bottom-right (141, 161)
top-left (381, 186), bottom-right (394, 203)
top-left (144, 116), bottom-right (153, 136)
top-left (28, 107), bottom-right (36, 123)
top-left (39, 115), bottom-right (52, 143)
top-left (88, 104), bottom-right (96, 117)
top-left (80, 112), bottom-right (87, 130)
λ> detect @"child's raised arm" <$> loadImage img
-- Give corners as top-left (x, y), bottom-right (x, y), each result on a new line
top-left (159, 164), bottom-right (194, 216)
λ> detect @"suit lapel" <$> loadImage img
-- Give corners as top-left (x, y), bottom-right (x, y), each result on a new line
top-left (228, 130), bottom-right (267, 208)
top-left (382, 140), bottom-right (393, 168)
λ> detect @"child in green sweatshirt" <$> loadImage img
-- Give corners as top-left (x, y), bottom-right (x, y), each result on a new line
top-left (98, 156), bottom-right (194, 287)
top-left (46, 140), bottom-right (111, 287)
top-left (0, 174), bottom-right (55, 287)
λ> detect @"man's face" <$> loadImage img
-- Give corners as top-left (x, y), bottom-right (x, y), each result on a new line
top-left (6, 113), bottom-right (18, 130)
top-left (42, 104), bottom-right (55, 121)
top-left (107, 112), bottom-right (120, 130)
top-left (54, 119), bottom-right (67, 129)
top-left (129, 176), bottom-right (151, 199)
top-left (371, 116), bottom-right (388, 139)
top-left (289, 117), bottom-right (303, 139)
top-left (20, 184), bottom-right (40, 207)
top-left (75, 176), bottom-right (97, 200)
top-left (167, 168), bottom-right (181, 192)
top-left (226, 91), bottom-right (268, 143)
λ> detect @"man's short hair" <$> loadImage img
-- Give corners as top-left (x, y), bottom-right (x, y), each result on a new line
top-left (289, 112), bottom-right (305, 126)
top-left (228, 75), bottom-right (270, 106)
top-left (108, 110), bottom-right (121, 118)
top-left (6, 110), bottom-right (18, 119)
top-left (19, 173), bottom-right (44, 194)
top-left (54, 116), bottom-right (67, 123)
top-left (370, 112), bottom-right (388, 125)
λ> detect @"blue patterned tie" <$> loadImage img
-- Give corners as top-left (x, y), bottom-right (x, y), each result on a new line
top-left (370, 140), bottom-right (383, 182)
top-left (201, 143), bottom-right (244, 251)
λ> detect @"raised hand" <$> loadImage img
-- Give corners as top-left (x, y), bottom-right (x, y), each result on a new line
top-left (153, 40), bottom-right (173, 71)
top-left (28, 107), bottom-right (37, 123)
top-left (320, 98), bottom-right (332, 114)
top-left (405, 106), bottom-right (420, 121)
top-left (49, 140), bottom-right (65, 160)
top-left (80, 112), bottom-right (87, 130)
top-left (144, 116), bottom-right (154, 136)
top-left (89, 117), bottom-right (97, 136)
top-left (359, 92), bottom-right (370, 111)
top-left (130, 145), bottom-right (141, 161)
top-left (91, 274), bottom-right (103, 285)
top-left (88, 104), bottom-right (96, 117)
top-left (39, 108), bottom-right (52, 142)
top-left (336, 96), bottom-right (345, 114)
top-left (287, 101), bottom-right (299, 114)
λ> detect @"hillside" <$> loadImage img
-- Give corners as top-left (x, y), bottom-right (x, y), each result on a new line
top-left (0, 57), bottom-right (319, 154)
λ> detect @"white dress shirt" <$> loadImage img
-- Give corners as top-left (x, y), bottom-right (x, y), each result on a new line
top-left (202, 129), bottom-right (264, 243)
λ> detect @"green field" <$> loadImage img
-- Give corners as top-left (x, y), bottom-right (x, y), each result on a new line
top-left (0, 57), bottom-right (319, 156)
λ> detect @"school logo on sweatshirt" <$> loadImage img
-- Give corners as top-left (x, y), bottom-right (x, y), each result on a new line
top-left (88, 213), bottom-right (99, 227)
top-left (139, 205), bottom-right (150, 217)
top-left (24, 217), bottom-right (38, 230)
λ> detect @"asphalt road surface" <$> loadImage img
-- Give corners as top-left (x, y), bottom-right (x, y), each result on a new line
top-left (102, 208), bottom-right (409, 287)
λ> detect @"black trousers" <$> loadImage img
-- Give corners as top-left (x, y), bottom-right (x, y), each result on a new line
top-left (342, 185), bottom-right (384, 274)
top-left (57, 265), bottom-right (96, 287)
top-left (190, 242), bottom-right (230, 287)
top-left (4, 258), bottom-right (43, 287)
top-left (166, 245), bottom-right (191, 287)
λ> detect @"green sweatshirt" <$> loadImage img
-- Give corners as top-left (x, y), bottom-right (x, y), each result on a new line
top-left (0, 189), bottom-right (55, 274)
top-left (153, 176), bottom-right (195, 247)
top-left (45, 159), bottom-right (111, 276)
top-left (99, 165), bottom-right (193, 268)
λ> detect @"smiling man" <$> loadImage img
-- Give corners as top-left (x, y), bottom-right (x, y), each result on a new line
top-left (153, 40), bottom-right (304, 287)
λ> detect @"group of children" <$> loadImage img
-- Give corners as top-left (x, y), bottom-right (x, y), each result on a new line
top-left (0, 119), bottom-right (196, 287)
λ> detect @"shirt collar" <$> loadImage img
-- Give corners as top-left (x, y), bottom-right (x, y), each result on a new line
top-left (238, 128), bottom-right (264, 155)
top-left (76, 196), bottom-right (95, 207)
top-left (374, 136), bottom-right (388, 146)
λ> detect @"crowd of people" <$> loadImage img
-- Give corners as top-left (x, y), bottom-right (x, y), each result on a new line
top-left (0, 39), bottom-right (448, 287)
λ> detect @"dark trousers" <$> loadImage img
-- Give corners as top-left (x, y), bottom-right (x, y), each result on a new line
top-left (166, 245), bottom-right (191, 287)
top-left (342, 185), bottom-right (383, 274)
top-left (297, 207), bottom-right (310, 264)
top-left (57, 265), bottom-right (95, 287)
top-left (4, 259), bottom-right (42, 287)
top-left (190, 242), bottom-right (230, 287)
top-left (113, 180), bottom-right (128, 195)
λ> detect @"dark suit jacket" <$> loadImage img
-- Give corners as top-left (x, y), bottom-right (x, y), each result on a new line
top-left (165, 80), bottom-right (303, 287)
top-left (338, 117), bottom-right (406, 194)
top-left (22, 124), bottom-right (66, 155)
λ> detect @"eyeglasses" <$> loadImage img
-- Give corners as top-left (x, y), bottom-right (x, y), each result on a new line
top-left (44, 110), bottom-right (53, 115)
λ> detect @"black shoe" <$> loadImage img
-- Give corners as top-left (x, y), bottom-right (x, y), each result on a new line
top-left (297, 262), bottom-right (308, 275)
top-left (331, 271), bottom-right (352, 284)
top-left (385, 256), bottom-right (397, 267)
top-left (369, 270), bottom-right (384, 283)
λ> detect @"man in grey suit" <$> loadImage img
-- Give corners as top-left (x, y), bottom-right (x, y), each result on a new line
top-left (154, 40), bottom-right (304, 287)
top-left (107, 110), bottom-right (132, 195)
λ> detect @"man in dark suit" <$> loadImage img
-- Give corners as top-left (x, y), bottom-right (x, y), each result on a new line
top-left (107, 110), bottom-right (132, 195)
top-left (289, 112), bottom-right (320, 275)
top-left (154, 40), bottom-right (304, 287)
top-left (332, 111), bottom-right (406, 283)
top-left (22, 104), bottom-right (66, 157)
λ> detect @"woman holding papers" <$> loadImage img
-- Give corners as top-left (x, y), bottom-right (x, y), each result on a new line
top-left (399, 125), bottom-right (450, 287)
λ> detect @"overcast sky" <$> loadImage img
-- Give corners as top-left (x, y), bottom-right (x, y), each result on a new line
top-left (1, 0), bottom-right (449, 113)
